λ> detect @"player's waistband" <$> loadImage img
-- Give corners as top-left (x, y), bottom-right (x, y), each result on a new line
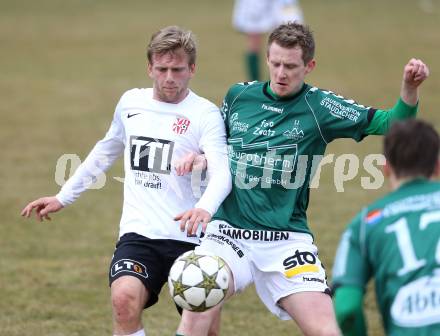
top-left (211, 220), bottom-right (312, 243)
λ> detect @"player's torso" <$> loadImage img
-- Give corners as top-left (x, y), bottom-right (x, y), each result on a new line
top-left (117, 89), bottom-right (206, 241)
top-left (218, 83), bottom-right (326, 232)
top-left (122, 97), bottom-right (200, 178)
top-left (365, 180), bottom-right (440, 333)
top-left (226, 83), bottom-right (325, 182)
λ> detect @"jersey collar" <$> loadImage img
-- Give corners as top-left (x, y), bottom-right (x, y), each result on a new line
top-left (263, 82), bottom-right (308, 101)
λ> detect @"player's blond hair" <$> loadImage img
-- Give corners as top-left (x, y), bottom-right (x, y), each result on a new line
top-left (267, 22), bottom-right (315, 64)
top-left (147, 26), bottom-right (197, 65)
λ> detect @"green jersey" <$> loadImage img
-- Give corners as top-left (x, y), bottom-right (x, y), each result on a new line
top-left (333, 179), bottom-right (440, 335)
top-left (213, 81), bottom-right (376, 233)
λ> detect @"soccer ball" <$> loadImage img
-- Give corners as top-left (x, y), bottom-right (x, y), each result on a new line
top-left (168, 251), bottom-right (230, 312)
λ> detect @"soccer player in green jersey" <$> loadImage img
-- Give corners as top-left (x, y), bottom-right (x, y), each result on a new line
top-left (177, 22), bottom-right (429, 336)
top-left (332, 119), bottom-right (440, 336)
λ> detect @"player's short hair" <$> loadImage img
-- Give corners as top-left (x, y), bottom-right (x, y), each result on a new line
top-left (147, 26), bottom-right (196, 65)
top-left (267, 22), bottom-right (315, 64)
top-left (384, 119), bottom-right (440, 179)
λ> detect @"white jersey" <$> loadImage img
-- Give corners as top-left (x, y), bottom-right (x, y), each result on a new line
top-left (233, 0), bottom-right (304, 34)
top-left (56, 88), bottom-right (231, 243)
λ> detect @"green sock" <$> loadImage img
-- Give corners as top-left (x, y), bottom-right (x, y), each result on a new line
top-left (246, 52), bottom-right (260, 81)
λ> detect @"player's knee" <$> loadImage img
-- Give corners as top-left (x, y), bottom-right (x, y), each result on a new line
top-left (112, 290), bottom-right (140, 324)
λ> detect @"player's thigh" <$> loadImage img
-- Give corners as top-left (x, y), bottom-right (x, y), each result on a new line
top-left (249, 232), bottom-right (330, 319)
top-left (109, 233), bottom-right (192, 309)
top-left (279, 291), bottom-right (340, 336)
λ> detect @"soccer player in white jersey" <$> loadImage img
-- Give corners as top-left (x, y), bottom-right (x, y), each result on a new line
top-left (233, 0), bottom-right (304, 81)
top-left (21, 26), bottom-right (231, 336)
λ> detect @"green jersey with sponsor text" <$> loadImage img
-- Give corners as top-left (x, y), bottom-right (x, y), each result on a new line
top-left (213, 81), bottom-right (375, 234)
top-left (333, 179), bottom-right (440, 335)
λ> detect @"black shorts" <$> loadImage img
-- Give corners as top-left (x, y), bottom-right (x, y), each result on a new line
top-left (109, 233), bottom-right (197, 309)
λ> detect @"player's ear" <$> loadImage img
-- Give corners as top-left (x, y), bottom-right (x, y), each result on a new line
top-left (432, 159), bottom-right (440, 178)
top-left (383, 160), bottom-right (392, 178)
top-left (305, 59), bottom-right (316, 74)
top-left (189, 63), bottom-right (196, 77)
top-left (147, 62), bottom-right (153, 78)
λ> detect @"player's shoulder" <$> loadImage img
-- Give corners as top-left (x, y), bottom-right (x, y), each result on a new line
top-left (226, 81), bottom-right (263, 100)
top-left (306, 85), bottom-right (370, 110)
top-left (305, 86), bottom-right (344, 102)
top-left (357, 180), bottom-right (440, 229)
top-left (187, 90), bottom-right (219, 114)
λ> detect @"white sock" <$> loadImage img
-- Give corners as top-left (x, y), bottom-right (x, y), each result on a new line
top-left (114, 329), bottom-right (145, 336)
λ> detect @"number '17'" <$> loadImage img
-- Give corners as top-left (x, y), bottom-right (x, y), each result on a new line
top-left (386, 211), bottom-right (440, 277)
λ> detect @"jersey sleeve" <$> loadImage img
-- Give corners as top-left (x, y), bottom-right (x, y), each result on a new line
top-left (195, 105), bottom-right (232, 216)
top-left (55, 96), bottom-right (126, 206)
top-left (313, 89), bottom-right (375, 143)
top-left (334, 286), bottom-right (367, 336)
top-left (364, 98), bottom-right (418, 135)
top-left (220, 84), bottom-right (240, 135)
top-left (220, 82), bottom-right (251, 134)
top-left (332, 212), bottom-right (372, 288)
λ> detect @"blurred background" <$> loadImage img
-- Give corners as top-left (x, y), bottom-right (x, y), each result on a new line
top-left (1, 0), bottom-right (439, 335)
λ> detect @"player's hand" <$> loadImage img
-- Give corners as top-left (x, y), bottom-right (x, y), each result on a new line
top-left (403, 58), bottom-right (429, 88)
top-left (21, 196), bottom-right (64, 222)
top-left (174, 153), bottom-right (207, 176)
top-left (175, 208), bottom-right (211, 236)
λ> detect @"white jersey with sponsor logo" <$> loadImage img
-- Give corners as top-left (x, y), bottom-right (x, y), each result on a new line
top-left (56, 88), bottom-right (231, 243)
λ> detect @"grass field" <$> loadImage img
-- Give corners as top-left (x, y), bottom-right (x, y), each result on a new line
top-left (1, 0), bottom-right (439, 335)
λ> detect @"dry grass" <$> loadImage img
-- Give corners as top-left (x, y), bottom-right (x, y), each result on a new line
top-left (1, 0), bottom-right (439, 335)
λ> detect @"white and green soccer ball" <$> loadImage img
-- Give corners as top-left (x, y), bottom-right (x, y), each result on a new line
top-left (168, 251), bottom-right (230, 312)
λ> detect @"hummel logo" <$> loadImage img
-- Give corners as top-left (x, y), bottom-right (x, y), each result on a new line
top-left (127, 112), bottom-right (141, 119)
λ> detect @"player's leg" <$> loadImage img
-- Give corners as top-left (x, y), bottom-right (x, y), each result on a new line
top-left (245, 33), bottom-right (263, 81)
top-left (279, 291), bottom-right (340, 336)
top-left (232, 0), bottom-right (273, 81)
top-left (174, 295), bottom-right (225, 336)
top-left (176, 220), bottom-right (252, 335)
top-left (250, 232), bottom-right (340, 335)
top-left (109, 233), bottom-right (177, 335)
top-left (176, 258), bottom-right (235, 335)
top-left (111, 276), bottom-right (149, 335)
top-left (207, 306), bottom-right (221, 336)
top-left (177, 301), bottom-right (224, 336)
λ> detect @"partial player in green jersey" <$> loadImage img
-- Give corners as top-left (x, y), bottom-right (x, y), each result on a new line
top-left (333, 119), bottom-right (440, 336)
top-left (178, 23), bottom-right (429, 336)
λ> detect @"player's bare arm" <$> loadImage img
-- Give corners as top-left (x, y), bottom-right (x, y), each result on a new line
top-left (175, 208), bottom-right (211, 236)
top-left (400, 58), bottom-right (429, 106)
top-left (174, 152), bottom-right (207, 176)
top-left (21, 196), bottom-right (64, 222)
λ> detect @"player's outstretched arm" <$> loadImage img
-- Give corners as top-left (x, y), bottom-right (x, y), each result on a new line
top-left (364, 59), bottom-right (429, 136)
top-left (400, 58), bottom-right (429, 106)
top-left (21, 196), bottom-right (64, 222)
